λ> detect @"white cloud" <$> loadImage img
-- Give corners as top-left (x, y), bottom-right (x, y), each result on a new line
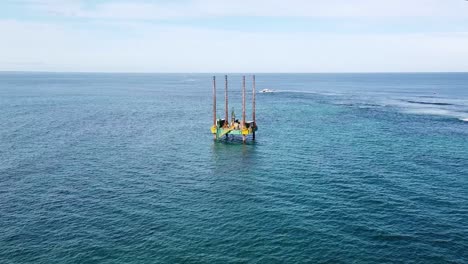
top-left (20, 0), bottom-right (468, 20)
top-left (1, 20), bottom-right (468, 72)
top-left (2, 1), bottom-right (468, 72)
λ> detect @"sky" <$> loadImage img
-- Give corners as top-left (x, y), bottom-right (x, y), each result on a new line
top-left (1, 0), bottom-right (468, 73)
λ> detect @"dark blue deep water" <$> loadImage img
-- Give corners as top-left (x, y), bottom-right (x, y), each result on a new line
top-left (1, 72), bottom-right (467, 263)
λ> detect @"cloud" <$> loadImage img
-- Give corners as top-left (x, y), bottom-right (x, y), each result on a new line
top-left (21, 0), bottom-right (468, 20)
top-left (1, 19), bottom-right (468, 72)
top-left (2, 1), bottom-right (468, 72)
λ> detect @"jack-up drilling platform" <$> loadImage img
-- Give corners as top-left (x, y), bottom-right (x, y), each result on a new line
top-left (210, 75), bottom-right (257, 143)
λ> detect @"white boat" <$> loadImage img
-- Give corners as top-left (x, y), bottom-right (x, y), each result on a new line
top-left (260, 89), bottom-right (274, 93)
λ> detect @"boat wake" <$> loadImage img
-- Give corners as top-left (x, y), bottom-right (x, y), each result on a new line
top-left (260, 89), bottom-right (275, 93)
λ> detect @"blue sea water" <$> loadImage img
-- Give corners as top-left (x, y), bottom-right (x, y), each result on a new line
top-left (0, 72), bottom-right (467, 263)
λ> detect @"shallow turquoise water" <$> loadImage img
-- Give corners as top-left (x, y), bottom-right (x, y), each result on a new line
top-left (1, 73), bottom-right (467, 263)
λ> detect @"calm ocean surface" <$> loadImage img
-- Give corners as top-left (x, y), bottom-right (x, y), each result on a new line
top-left (1, 72), bottom-right (467, 263)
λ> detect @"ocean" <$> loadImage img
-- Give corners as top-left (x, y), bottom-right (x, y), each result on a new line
top-left (1, 72), bottom-right (467, 263)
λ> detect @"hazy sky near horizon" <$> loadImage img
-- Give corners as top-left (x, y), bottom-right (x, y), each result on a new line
top-left (1, 0), bottom-right (468, 72)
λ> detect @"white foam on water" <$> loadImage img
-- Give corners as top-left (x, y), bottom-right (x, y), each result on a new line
top-left (370, 95), bottom-right (468, 122)
top-left (403, 108), bottom-right (454, 116)
top-left (276, 89), bottom-right (468, 123)
top-left (401, 107), bottom-right (468, 121)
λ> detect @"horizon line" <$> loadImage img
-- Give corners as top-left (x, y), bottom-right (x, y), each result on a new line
top-left (1, 70), bottom-right (467, 74)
